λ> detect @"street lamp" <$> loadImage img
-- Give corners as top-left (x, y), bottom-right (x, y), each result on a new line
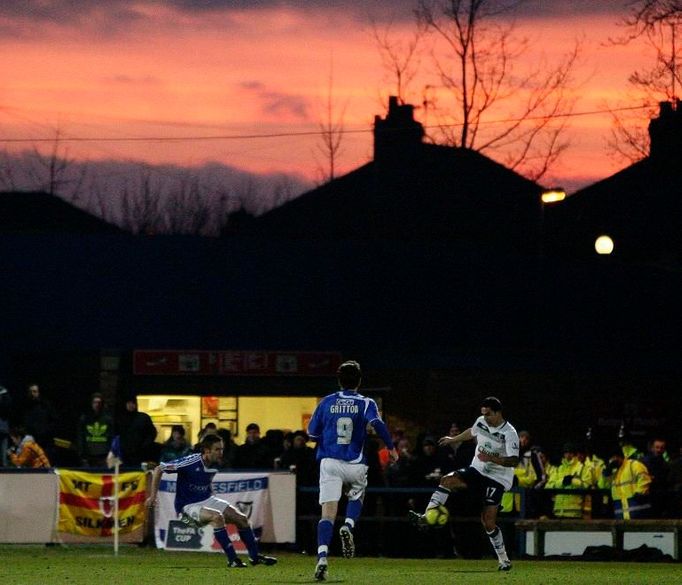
top-left (538, 188), bottom-right (566, 257)
top-left (595, 235), bottom-right (615, 255)
top-left (541, 188), bottom-right (566, 204)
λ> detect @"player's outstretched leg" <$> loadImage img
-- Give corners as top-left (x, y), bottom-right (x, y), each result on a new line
top-left (408, 485), bottom-right (451, 530)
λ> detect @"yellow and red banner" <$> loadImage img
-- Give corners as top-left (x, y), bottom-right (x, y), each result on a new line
top-left (57, 469), bottom-right (146, 537)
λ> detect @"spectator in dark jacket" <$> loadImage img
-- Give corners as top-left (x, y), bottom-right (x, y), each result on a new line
top-left (279, 430), bottom-right (317, 486)
top-left (216, 428), bottom-right (238, 469)
top-left (641, 437), bottom-right (671, 517)
top-left (235, 422), bottom-right (270, 469)
top-left (118, 396), bottom-right (158, 466)
top-left (22, 384), bottom-right (58, 461)
top-left (159, 425), bottom-right (193, 463)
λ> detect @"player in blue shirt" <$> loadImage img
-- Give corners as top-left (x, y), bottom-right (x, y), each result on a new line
top-left (145, 433), bottom-right (276, 568)
top-left (308, 360), bottom-right (397, 581)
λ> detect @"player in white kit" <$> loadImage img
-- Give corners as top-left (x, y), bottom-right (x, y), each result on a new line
top-left (409, 396), bottom-right (519, 571)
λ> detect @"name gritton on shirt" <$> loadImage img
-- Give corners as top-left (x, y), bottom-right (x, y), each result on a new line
top-left (330, 399), bottom-right (359, 414)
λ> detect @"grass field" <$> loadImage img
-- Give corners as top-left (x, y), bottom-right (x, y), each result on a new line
top-left (1, 546), bottom-right (679, 585)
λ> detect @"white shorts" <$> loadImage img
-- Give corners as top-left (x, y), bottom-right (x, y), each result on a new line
top-left (318, 457), bottom-right (368, 504)
top-left (182, 496), bottom-right (231, 525)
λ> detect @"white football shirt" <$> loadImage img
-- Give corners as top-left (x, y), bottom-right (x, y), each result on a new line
top-left (469, 415), bottom-right (519, 490)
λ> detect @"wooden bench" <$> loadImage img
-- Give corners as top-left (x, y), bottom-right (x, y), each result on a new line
top-left (515, 518), bottom-right (682, 559)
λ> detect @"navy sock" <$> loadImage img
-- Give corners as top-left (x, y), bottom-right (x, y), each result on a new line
top-left (238, 527), bottom-right (259, 560)
top-left (345, 499), bottom-right (362, 527)
top-left (213, 527), bottom-right (237, 562)
top-left (317, 519), bottom-right (333, 560)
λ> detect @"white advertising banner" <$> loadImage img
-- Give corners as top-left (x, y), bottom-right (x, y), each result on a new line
top-left (154, 471), bottom-right (294, 551)
top-left (0, 472), bottom-right (59, 543)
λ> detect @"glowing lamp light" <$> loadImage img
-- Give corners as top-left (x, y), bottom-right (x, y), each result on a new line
top-left (594, 235), bottom-right (614, 255)
top-left (541, 188), bottom-right (566, 204)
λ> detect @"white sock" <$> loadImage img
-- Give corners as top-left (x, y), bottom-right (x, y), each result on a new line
top-left (426, 486), bottom-right (450, 511)
top-left (486, 527), bottom-right (509, 563)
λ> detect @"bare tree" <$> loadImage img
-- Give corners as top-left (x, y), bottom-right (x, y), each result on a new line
top-left (621, 1), bottom-right (682, 35)
top-left (119, 165), bottom-right (164, 235)
top-left (24, 129), bottom-right (88, 200)
top-left (607, 1), bottom-right (682, 162)
top-left (316, 61), bottom-right (347, 183)
top-left (86, 179), bottom-right (119, 226)
top-left (414, 0), bottom-right (581, 180)
top-left (0, 149), bottom-right (19, 191)
top-left (162, 172), bottom-right (214, 235)
top-left (372, 18), bottom-right (424, 104)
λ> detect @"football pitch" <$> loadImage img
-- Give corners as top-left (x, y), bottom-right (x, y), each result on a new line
top-left (1, 545), bottom-right (679, 585)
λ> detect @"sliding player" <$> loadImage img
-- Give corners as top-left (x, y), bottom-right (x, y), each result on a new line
top-left (146, 433), bottom-right (276, 568)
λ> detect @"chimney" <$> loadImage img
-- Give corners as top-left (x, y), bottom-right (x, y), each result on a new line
top-left (648, 100), bottom-right (682, 164)
top-left (373, 96), bottom-right (424, 166)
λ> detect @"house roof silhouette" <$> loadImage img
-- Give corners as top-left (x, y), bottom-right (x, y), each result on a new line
top-left (545, 101), bottom-right (682, 269)
top-left (245, 97), bottom-right (543, 255)
top-left (0, 191), bottom-right (122, 234)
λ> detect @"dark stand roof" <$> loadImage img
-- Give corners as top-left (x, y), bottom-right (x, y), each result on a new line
top-left (0, 191), bottom-right (122, 234)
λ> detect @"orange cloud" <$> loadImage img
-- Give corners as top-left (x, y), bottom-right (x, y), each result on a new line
top-left (0, 4), bottom-right (660, 189)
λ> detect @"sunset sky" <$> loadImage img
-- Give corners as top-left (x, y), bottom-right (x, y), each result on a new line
top-left (0, 1), bottom-right (666, 194)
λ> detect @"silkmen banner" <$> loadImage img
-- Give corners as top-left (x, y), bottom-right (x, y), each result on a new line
top-left (154, 471), bottom-right (271, 552)
top-left (57, 469), bottom-right (147, 537)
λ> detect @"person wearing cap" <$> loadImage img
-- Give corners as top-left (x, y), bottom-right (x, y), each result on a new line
top-left (307, 360), bottom-right (398, 581)
top-left (409, 396), bottom-right (519, 572)
top-left (544, 442), bottom-right (592, 518)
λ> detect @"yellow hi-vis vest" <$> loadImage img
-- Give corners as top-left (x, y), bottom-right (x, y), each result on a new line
top-left (545, 457), bottom-right (591, 518)
top-left (500, 457), bottom-right (538, 513)
top-left (609, 459), bottom-right (652, 519)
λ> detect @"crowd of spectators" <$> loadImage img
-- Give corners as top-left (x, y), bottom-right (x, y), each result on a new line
top-left (376, 424), bottom-right (682, 521)
top-left (1, 382), bottom-right (681, 522)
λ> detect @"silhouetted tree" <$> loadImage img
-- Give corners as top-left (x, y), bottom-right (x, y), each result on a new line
top-left (0, 130), bottom-right (88, 200)
top-left (607, 0), bottom-right (682, 162)
top-left (372, 17), bottom-right (424, 104)
top-left (315, 61), bottom-right (347, 183)
top-left (120, 165), bottom-right (165, 235)
top-left (414, 0), bottom-right (581, 180)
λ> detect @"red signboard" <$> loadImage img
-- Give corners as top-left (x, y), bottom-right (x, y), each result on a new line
top-left (133, 350), bottom-right (342, 377)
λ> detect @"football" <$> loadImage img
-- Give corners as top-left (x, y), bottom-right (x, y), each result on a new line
top-left (423, 505), bottom-right (450, 527)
